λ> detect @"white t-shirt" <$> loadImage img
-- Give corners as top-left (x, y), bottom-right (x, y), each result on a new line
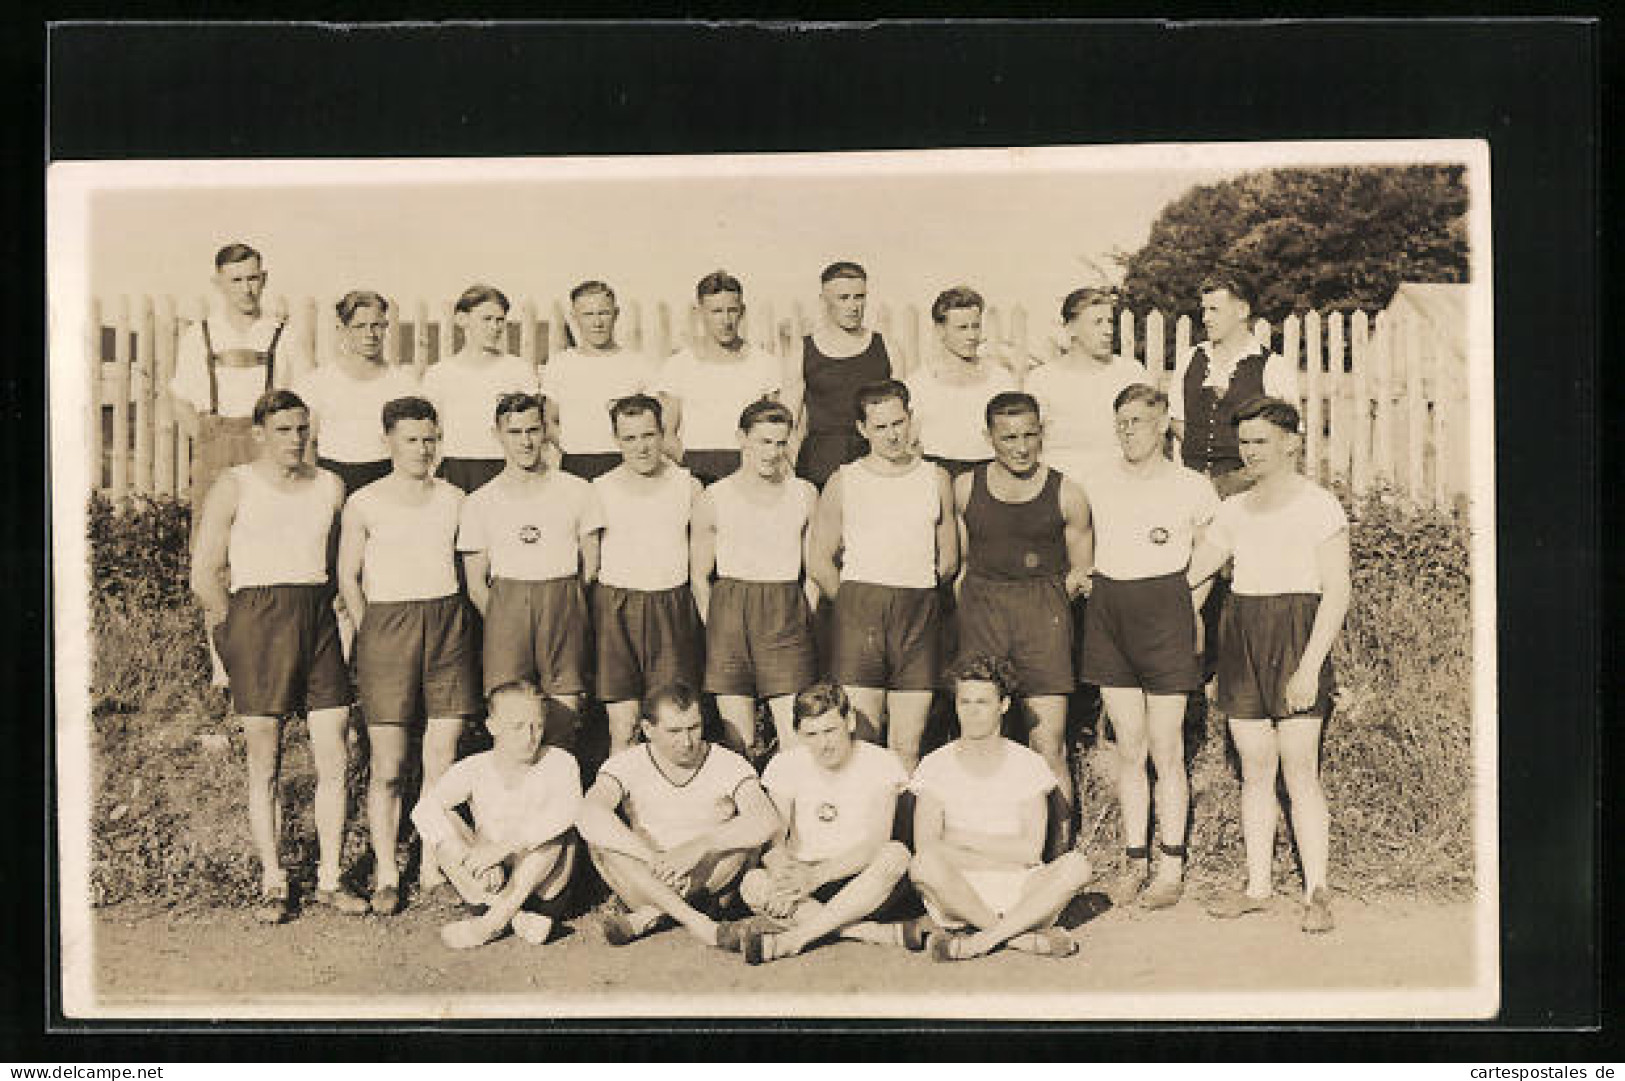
top-left (653, 346), bottom-right (782, 451)
top-left (1169, 342), bottom-right (1299, 423)
top-left (1026, 355), bottom-right (1147, 485)
top-left (1087, 459), bottom-right (1220, 580)
top-left (905, 363), bottom-right (1017, 462)
top-left (598, 743), bottom-right (758, 851)
top-left (710, 473), bottom-right (817, 583)
top-left (540, 347), bottom-right (656, 455)
top-left (762, 742), bottom-right (908, 864)
top-left (411, 747), bottom-right (582, 853)
top-left (593, 464), bottom-right (697, 591)
top-left (1208, 481), bottom-right (1348, 596)
top-left (911, 739), bottom-right (1056, 839)
top-left (171, 312), bottom-right (304, 418)
top-left (348, 478), bottom-right (464, 602)
top-left (293, 362), bottom-right (420, 464)
top-left (457, 470), bottom-right (602, 581)
top-left (838, 459), bottom-right (942, 589)
top-left (421, 351), bottom-right (540, 459)
top-left (226, 465), bottom-right (343, 591)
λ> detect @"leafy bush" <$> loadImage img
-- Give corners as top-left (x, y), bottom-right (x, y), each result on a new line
top-left (88, 493), bottom-right (195, 613)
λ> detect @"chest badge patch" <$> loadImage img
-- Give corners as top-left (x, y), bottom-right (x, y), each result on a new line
top-left (1149, 526), bottom-right (1170, 545)
top-left (518, 524), bottom-right (541, 544)
top-left (1023, 552), bottom-right (1041, 569)
top-left (816, 802), bottom-right (839, 823)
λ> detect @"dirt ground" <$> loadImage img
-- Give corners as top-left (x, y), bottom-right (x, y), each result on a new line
top-left (85, 891), bottom-right (1483, 1020)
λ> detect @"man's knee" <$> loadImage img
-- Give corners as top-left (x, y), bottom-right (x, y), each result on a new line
top-left (873, 841), bottom-right (911, 882)
top-left (909, 845), bottom-right (951, 890)
top-left (739, 867), bottom-right (771, 912)
top-left (1050, 850), bottom-right (1093, 891)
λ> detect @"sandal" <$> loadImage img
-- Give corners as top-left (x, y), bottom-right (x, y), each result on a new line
top-left (897, 916), bottom-right (932, 953)
top-left (928, 930), bottom-right (971, 963)
top-left (370, 884), bottom-right (402, 916)
top-left (1205, 888), bottom-right (1271, 920)
top-left (715, 918), bottom-right (752, 954)
top-left (254, 882), bottom-right (292, 926)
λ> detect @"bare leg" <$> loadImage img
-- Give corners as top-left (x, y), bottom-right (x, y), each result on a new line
top-left (1277, 714), bottom-right (1329, 899)
top-left (1100, 686), bottom-right (1152, 890)
top-left (242, 715), bottom-right (285, 889)
top-left (432, 818), bottom-right (502, 906)
top-left (765, 843), bottom-right (911, 960)
top-left (441, 840), bottom-right (575, 948)
top-left (605, 700), bottom-right (641, 756)
top-left (765, 694), bottom-right (797, 753)
top-left (591, 847), bottom-right (736, 946)
top-left (418, 717), bottom-right (466, 888)
top-left (1024, 694), bottom-right (1073, 809)
top-left (715, 695), bottom-right (756, 757)
top-left (1228, 719), bottom-right (1281, 900)
top-left (1144, 692), bottom-right (1191, 886)
top-left (885, 690), bottom-right (933, 773)
top-left (976, 852), bottom-right (1093, 958)
top-left (366, 724), bottom-right (411, 890)
top-left (908, 846), bottom-right (998, 931)
top-left (306, 706), bottom-right (351, 889)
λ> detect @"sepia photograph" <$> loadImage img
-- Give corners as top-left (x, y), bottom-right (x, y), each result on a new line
top-left (47, 139), bottom-right (1498, 1023)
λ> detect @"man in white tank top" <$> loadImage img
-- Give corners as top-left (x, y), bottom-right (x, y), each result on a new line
top-left (544, 280), bottom-right (657, 481)
top-left (690, 399), bottom-right (819, 758)
top-left (190, 389), bottom-right (365, 924)
top-left (338, 395), bottom-right (482, 915)
top-left (591, 394), bottom-right (706, 754)
top-left (809, 379), bottom-right (959, 771)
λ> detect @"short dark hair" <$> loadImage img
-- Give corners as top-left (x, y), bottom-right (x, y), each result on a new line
top-left (1060, 286), bottom-right (1117, 324)
top-left (494, 391), bottom-right (545, 425)
top-left (738, 397), bottom-right (794, 433)
top-left (609, 392), bottom-right (664, 433)
top-left (820, 261), bottom-right (867, 284)
top-left (1113, 382), bottom-right (1169, 413)
top-left (642, 681), bottom-right (701, 722)
top-left (381, 395), bottom-right (439, 433)
top-left (214, 243), bottom-right (262, 270)
top-left (454, 283), bottom-right (511, 316)
top-left (251, 389), bottom-right (306, 427)
top-left (931, 286), bottom-right (984, 323)
top-left (853, 378), bottom-right (910, 423)
top-left (947, 652), bottom-right (1020, 700)
top-left (335, 290), bottom-right (390, 325)
top-left (985, 390), bottom-right (1040, 429)
top-left (696, 270), bottom-right (744, 302)
top-left (792, 682), bottom-right (852, 730)
top-left (1231, 395), bottom-right (1301, 434)
top-left (487, 680), bottom-right (543, 715)
top-left (570, 280), bottom-right (617, 305)
top-left (1199, 272), bottom-right (1256, 311)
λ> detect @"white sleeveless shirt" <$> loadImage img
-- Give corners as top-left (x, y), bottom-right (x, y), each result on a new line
top-left (227, 465), bottom-right (342, 591)
top-left (839, 460), bottom-right (941, 589)
top-left (351, 478), bottom-right (464, 602)
top-left (712, 474), bottom-right (816, 583)
top-left (594, 465), bottom-right (695, 591)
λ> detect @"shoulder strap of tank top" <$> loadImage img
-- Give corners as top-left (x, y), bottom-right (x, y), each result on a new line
top-left (262, 319), bottom-right (286, 390)
top-left (200, 318), bottom-right (221, 415)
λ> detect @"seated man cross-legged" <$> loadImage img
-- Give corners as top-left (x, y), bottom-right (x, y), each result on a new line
top-left (409, 681), bottom-right (582, 949)
top-left (909, 654), bottom-right (1094, 962)
top-left (739, 682), bottom-right (929, 965)
top-left (576, 682), bottom-right (779, 950)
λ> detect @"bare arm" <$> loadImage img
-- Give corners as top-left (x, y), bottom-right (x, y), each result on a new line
top-left (933, 464), bottom-right (960, 584)
top-left (1059, 475), bottom-right (1095, 599)
top-left (462, 550), bottom-right (493, 617)
top-left (1284, 529), bottom-right (1352, 713)
top-left (952, 471), bottom-right (973, 596)
top-left (689, 488), bottom-right (718, 622)
top-left (656, 391), bottom-right (686, 462)
top-left (694, 779), bottom-right (781, 857)
top-left (188, 471), bottom-right (239, 625)
top-left (579, 529), bottom-right (602, 585)
top-left (780, 350), bottom-right (806, 464)
top-left (336, 498), bottom-right (369, 628)
top-left (1186, 531), bottom-right (1234, 592)
top-left (575, 775), bottom-right (657, 862)
top-left (807, 470), bottom-right (845, 600)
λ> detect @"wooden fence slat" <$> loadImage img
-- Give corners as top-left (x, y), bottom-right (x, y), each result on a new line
top-left (1253, 317), bottom-right (1272, 351)
top-left (876, 304), bottom-right (896, 369)
top-left (1144, 309), bottom-right (1166, 380)
top-left (110, 296), bottom-right (132, 498)
top-left (1169, 314), bottom-right (1192, 394)
top-left (653, 302), bottom-right (673, 361)
top-left (87, 299), bottom-right (103, 493)
top-left (413, 302), bottom-right (431, 381)
top-left (133, 297), bottom-right (155, 495)
top-left (1349, 310), bottom-right (1371, 494)
top-left (383, 298), bottom-right (403, 367)
top-left (627, 300), bottom-right (645, 355)
top-left (1372, 311), bottom-right (1394, 485)
top-left (1305, 312), bottom-right (1324, 481)
top-left (548, 301), bottom-right (570, 361)
top-left (439, 302), bottom-right (457, 366)
top-left (519, 301), bottom-right (538, 369)
top-left (1325, 311), bottom-right (1347, 487)
top-left (153, 296), bottom-right (177, 497)
top-left (300, 298), bottom-right (318, 381)
top-left (1117, 308), bottom-right (1135, 363)
top-left (1404, 312), bottom-right (1427, 500)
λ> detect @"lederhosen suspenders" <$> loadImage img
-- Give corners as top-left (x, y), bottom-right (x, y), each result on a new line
top-left (201, 317), bottom-right (284, 415)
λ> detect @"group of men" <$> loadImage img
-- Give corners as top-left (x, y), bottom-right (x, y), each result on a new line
top-left (182, 241), bottom-right (1304, 959)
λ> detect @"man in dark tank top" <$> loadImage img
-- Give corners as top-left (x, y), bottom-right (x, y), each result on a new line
top-left (783, 261), bottom-right (895, 488)
top-left (951, 392), bottom-right (1095, 836)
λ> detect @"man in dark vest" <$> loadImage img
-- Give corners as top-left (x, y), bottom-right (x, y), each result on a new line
top-left (1168, 274), bottom-right (1298, 499)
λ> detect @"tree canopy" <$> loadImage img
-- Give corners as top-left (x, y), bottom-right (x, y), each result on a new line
top-left (1115, 165), bottom-right (1470, 327)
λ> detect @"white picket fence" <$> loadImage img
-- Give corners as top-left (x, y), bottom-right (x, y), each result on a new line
top-left (86, 294), bottom-right (1469, 507)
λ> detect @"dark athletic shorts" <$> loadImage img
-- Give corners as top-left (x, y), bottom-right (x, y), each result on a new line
top-left (559, 452), bottom-right (623, 481)
top-left (682, 449), bottom-right (741, 487)
top-left (213, 584), bottom-right (352, 716)
top-left (796, 431), bottom-right (868, 489)
top-left (318, 457), bottom-right (391, 497)
top-left (436, 456), bottom-right (504, 494)
top-left (355, 593), bottom-right (482, 723)
top-left (808, 870), bottom-right (915, 921)
top-left (925, 454), bottom-right (987, 480)
top-left (956, 574), bottom-right (1075, 696)
top-left (704, 578), bottom-right (818, 698)
top-left (593, 582), bottom-right (704, 703)
top-left (1217, 593), bottom-right (1335, 720)
top-left (831, 581), bottom-right (941, 692)
top-left (1080, 572), bottom-right (1202, 695)
top-left (483, 577), bottom-right (591, 697)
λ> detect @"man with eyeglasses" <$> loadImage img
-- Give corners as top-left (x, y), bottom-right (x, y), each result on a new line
top-left (1078, 384), bottom-right (1219, 911)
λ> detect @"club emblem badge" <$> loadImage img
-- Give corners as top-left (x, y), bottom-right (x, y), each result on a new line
top-left (1149, 526), bottom-right (1170, 545)
top-left (817, 802), bottom-right (839, 823)
top-left (519, 524), bottom-right (541, 544)
top-left (1023, 552), bottom-right (1040, 569)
